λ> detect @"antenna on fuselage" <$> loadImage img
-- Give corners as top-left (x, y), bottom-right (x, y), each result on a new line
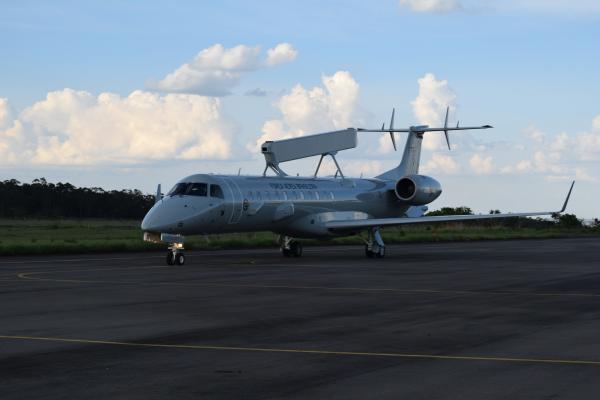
top-left (389, 108), bottom-right (397, 151)
top-left (357, 106), bottom-right (492, 148)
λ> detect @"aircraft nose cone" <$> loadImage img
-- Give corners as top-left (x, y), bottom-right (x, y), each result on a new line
top-left (141, 206), bottom-right (160, 231)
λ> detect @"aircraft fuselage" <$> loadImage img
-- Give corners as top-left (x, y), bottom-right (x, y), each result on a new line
top-left (141, 173), bottom-right (420, 238)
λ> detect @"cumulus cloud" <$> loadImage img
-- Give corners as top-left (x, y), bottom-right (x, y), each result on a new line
top-left (266, 43), bottom-right (298, 66)
top-left (499, 118), bottom-right (600, 182)
top-left (421, 153), bottom-right (460, 174)
top-left (0, 89), bottom-right (233, 165)
top-left (399, 0), bottom-right (462, 13)
top-left (576, 115), bottom-right (600, 161)
top-left (399, 0), bottom-right (600, 14)
top-left (469, 153), bottom-right (494, 174)
top-left (0, 98), bottom-right (11, 129)
top-left (150, 43), bottom-right (298, 96)
top-left (249, 70), bottom-right (363, 152)
top-left (411, 73), bottom-right (457, 151)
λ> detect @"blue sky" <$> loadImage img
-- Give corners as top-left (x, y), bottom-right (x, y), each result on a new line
top-left (1, 0), bottom-right (599, 217)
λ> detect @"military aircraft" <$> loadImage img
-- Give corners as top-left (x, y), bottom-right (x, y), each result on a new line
top-left (141, 108), bottom-right (574, 266)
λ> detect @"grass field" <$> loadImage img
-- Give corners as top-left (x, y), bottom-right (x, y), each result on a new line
top-left (0, 218), bottom-right (598, 256)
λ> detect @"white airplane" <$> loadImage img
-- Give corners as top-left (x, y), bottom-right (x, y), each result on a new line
top-left (141, 108), bottom-right (574, 266)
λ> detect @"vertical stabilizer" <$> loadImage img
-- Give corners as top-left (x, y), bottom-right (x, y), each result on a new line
top-left (375, 129), bottom-right (424, 181)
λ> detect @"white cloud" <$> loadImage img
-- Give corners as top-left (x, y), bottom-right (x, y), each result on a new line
top-left (0, 98), bottom-right (11, 129)
top-left (399, 1), bottom-right (600, 14)
top-left (499, 117), bottom-right (600, 182)
top-left (266, 43), bottom-right (298, 66)
top-left (411, 73), bottom-right (457, 151)
top-left (576, 116), bottom-right (600, 161)
top-left (421, 153), bottom-right (460, 174)
top-left (0, 89), bottom-right (232, 165)
top-left (523, 125), bottom-right (546, 143)
top-left (469, 153), bottom-right (494, 174)
top-left (150, 43), bottom-right (298, 96)
top-left (399, 0), bottom-right (462, 13)
top-left (249, 70), bottom-right (363, 152)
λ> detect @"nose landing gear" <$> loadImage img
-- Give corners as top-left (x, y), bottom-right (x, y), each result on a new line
top-left (166, 244), bottom-right (185, 266)
top-left (166, 250), bottom-right (185, 265)
top-left (280, 235), bottom-right (303, 257)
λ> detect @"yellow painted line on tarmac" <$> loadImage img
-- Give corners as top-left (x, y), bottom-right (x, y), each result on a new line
top-left (1, 334), bottom-right (599, 366)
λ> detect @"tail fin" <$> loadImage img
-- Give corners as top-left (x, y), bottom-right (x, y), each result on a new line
top-left (358, 108), bottom-right (492, 181)
top-left (375, 129), bottom-right (424, 180)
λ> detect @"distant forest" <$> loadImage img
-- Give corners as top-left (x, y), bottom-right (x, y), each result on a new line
top-left (0, 178), bottom-right (154, 219)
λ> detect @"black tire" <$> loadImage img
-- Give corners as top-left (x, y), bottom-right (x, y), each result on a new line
top-left (166, 251), bottom-right (174, 265)
top-left (292, 242), bottom-right (303, 257)
top-left (282, 248), bottom-right (292, 257)
top-left (175, 253), bottom-right (185, 266)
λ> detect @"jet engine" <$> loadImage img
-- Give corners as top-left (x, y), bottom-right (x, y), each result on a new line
top-left (394, 175), bottom-right (442, 206)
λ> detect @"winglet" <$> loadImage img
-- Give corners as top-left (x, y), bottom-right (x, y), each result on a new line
top-left (558, 181), bottom-right (575, 213)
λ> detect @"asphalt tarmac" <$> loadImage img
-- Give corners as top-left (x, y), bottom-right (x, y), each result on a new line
top-left (1, 237), bottom-right (600, 399)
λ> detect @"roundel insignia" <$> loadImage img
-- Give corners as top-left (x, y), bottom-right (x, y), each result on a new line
top-left (242, 199), bottom-right (249, 211)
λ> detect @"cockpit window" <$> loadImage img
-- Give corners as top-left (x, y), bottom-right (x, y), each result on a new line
top-left (210, 184), bottom-right (224, 199)
top-left (167, 183), bottom-right (188, 196)
top-left (186, 183), bottom-right (208, 196)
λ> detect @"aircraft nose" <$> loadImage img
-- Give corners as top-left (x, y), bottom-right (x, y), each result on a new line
top-left (141, 206), bottom-right (160, 231)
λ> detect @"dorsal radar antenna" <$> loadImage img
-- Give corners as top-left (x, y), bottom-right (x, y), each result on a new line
top-left (260, 129), bottom-right (357, 178)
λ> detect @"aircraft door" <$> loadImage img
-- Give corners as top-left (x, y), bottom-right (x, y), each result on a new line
top-left (221, 178), bottom-right (243, 224)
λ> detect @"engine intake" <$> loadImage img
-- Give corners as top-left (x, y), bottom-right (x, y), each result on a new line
top-left (395, 175), bottom-right (442, 206)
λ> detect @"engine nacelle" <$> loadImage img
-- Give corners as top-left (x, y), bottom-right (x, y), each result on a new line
top-left (394, 175), bottom-right (442, 206)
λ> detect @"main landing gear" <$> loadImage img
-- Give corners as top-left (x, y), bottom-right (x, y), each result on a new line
top-left (166, 244), bottom-right (185, 266)
top-left (280, 235), bottom-right (303, 258)
top-left (364, 227), bottom-right (385, 258)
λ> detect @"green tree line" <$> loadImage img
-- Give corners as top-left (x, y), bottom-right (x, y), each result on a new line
top-left (0, 178), bottom-right (154, 219)
top-left (427, 206), bottom-right (589, 228)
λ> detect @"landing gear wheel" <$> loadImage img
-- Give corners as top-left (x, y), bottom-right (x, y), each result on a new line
top-left (175, 252), bottom-right (185, 266)
top-left (365, 227), bottom-right (385, 259)
top-left (282, 248), bottom-right (292, 257)
top-left (291, 242), bottom-right (303, 257)
top-left (166, 250), bottom-right (175, 265)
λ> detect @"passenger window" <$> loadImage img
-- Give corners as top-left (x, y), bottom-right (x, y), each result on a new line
top-left (330, 191), bottom-right (335, 200)
top-left (210, 184), bottom-right (224, 199)
top-left (186, 183), bottom-right (207, 196)
top-left (265, 191), bottom-right (271, 201)
top-left (314, 191), bottom-right (320, 200)
top-left (256, 191), bottom-right (262, 201)
top-left (282, 191), bottom-right (288, 200)
top-left (247, 191), bottom-right (254, 201)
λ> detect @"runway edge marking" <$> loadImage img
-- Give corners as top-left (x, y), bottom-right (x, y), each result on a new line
top-left (1, 335), bottom-right (599, 366)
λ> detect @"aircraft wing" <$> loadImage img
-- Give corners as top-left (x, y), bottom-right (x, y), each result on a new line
top-left (326, 181), bottom-right (574, 231)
